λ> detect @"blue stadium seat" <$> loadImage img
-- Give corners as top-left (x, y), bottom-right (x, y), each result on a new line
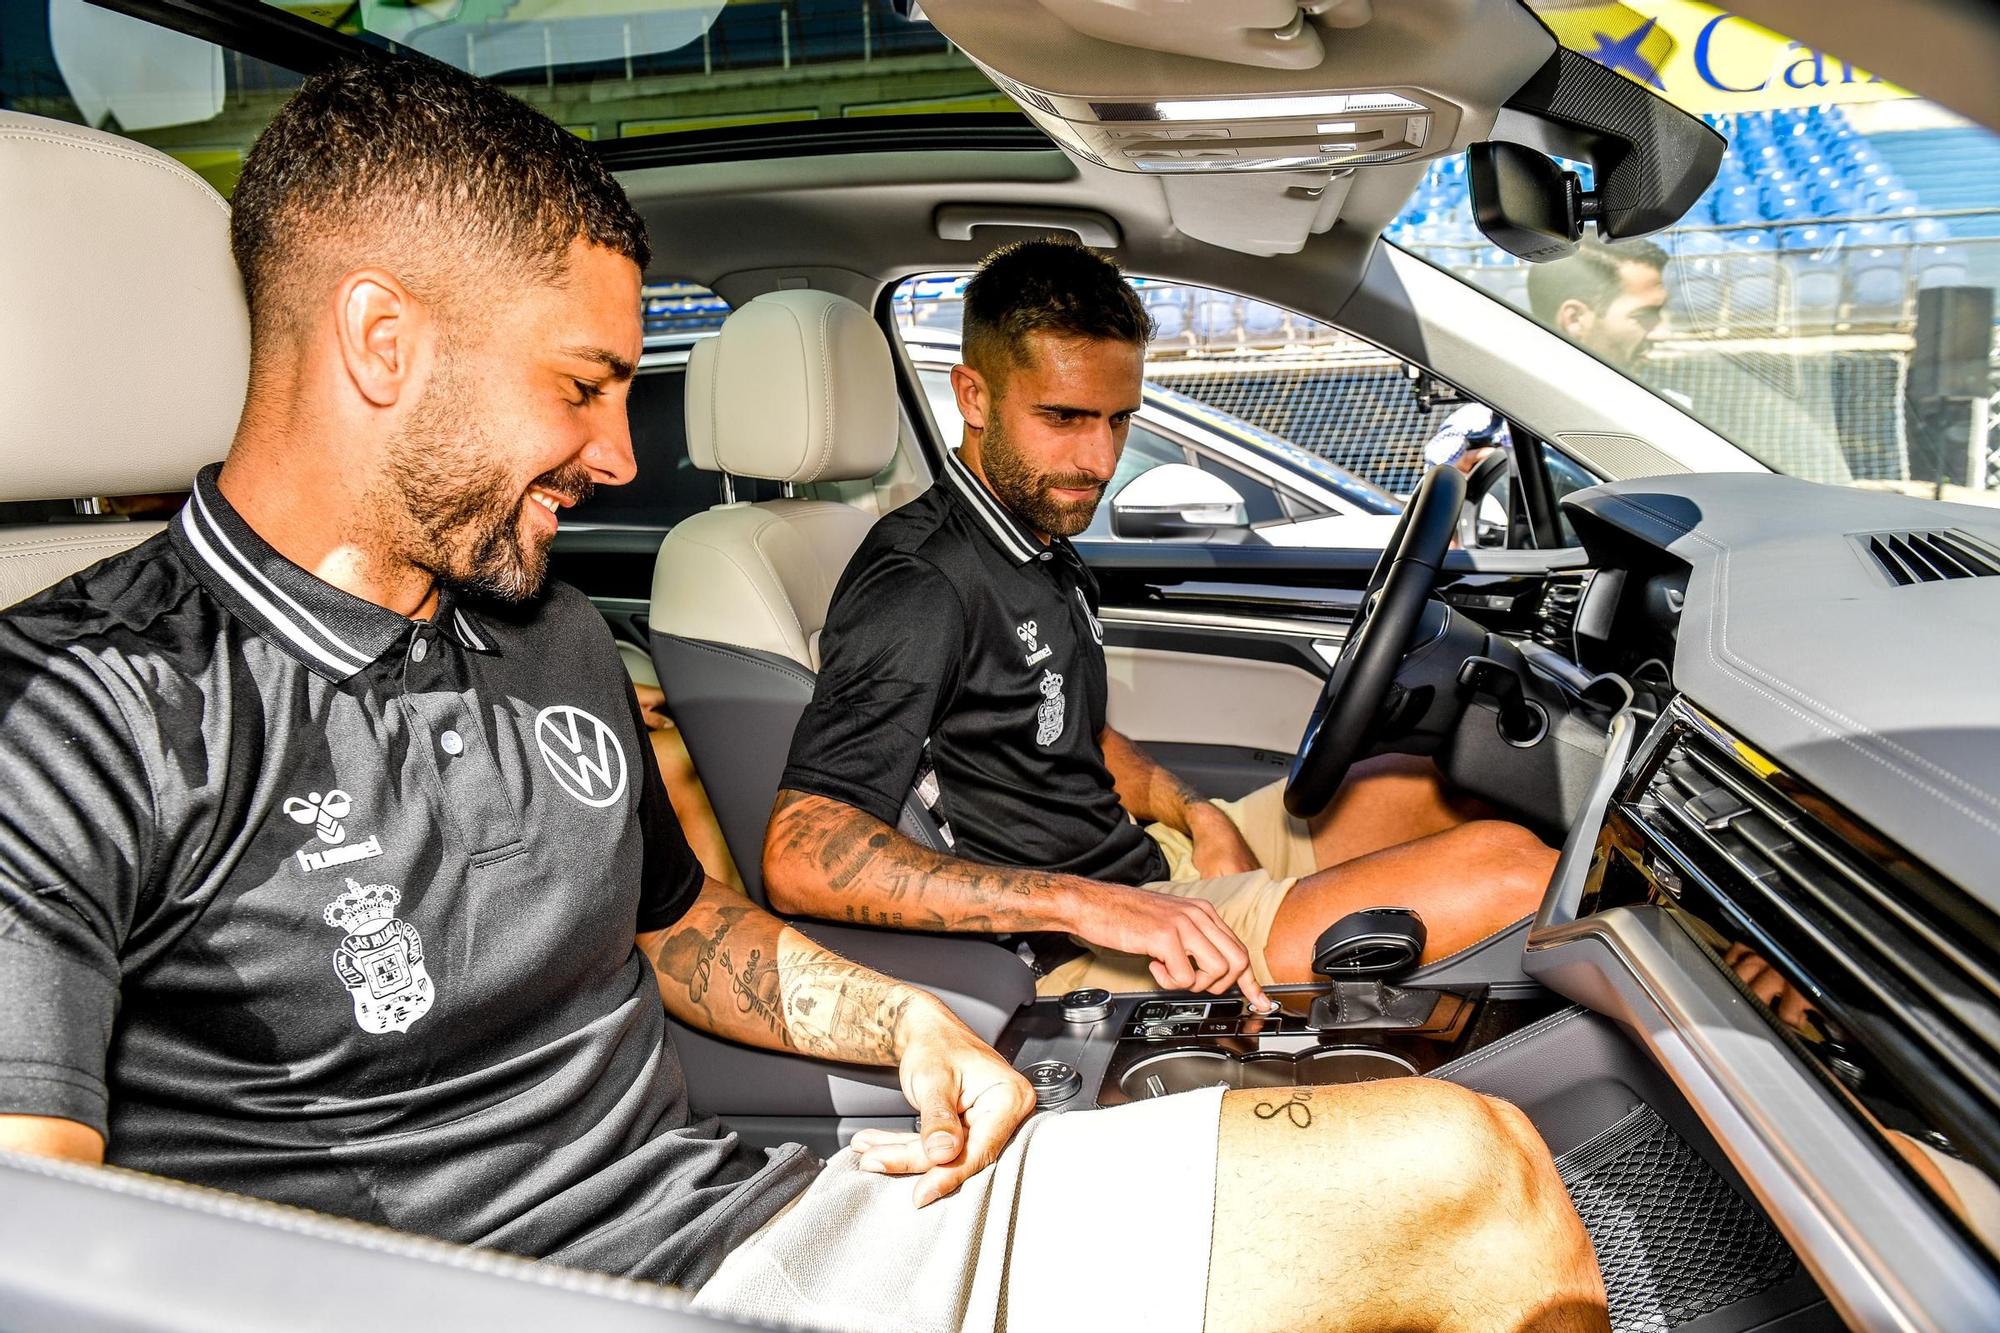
top-left (1242, 301), bottom-right (1287, 341)
top-left (1914, 246), bottom-right (1970, 288)
top-left (1192, 294), bottom-right (1240, 343)
top-left (1728, 271), bottom-right (1781, 325)
top-left (1846, 252), bottom-right (1906, 318)
top-left (1792, 259), bottom-right (1844, 326)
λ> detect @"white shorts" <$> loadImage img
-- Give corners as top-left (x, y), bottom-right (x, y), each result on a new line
top-left (691, 1086), bottom-right (1226, 1332)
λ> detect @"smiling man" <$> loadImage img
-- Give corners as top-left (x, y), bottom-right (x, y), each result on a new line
top-left (768, 238), bottom-right (1557, 999)
top-left (0, 56), bottom-right (1027, 1288)
top-left (0, 63), bottom-right (1604, 1333)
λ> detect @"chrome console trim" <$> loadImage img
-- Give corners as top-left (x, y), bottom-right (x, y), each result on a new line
top-left (1527, 701), bottom-right (2000, 1332)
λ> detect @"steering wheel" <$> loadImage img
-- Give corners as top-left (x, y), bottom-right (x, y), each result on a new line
top-left (1285, 464), bottom-right (1468, 818)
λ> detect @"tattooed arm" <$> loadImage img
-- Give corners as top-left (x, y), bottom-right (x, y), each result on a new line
top-left (1100, 726), bottom-right (1259, 877)
top-left (764, 789), bottom-right (1271, 1004)
top-left (637, 878), bottom-right (1035, 1205)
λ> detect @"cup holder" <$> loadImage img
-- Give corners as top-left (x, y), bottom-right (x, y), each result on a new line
top-left (1118, 1046), bottom-right (1416, 1102)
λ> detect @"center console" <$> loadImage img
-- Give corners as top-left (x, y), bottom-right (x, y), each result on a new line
top-left (997, 983), bottom-right (1496, 1111)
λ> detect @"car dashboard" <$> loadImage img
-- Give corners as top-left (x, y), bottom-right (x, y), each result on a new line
top-left (1515, 473), bottom-right (2000, 1328)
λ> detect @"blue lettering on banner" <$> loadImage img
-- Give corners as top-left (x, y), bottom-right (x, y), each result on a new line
top-left (1694, 12), bottom-right (1769, 93)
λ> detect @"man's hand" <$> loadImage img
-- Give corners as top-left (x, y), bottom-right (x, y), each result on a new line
top-left (1186, 801), bottom-right (1260, 879)
top-left (1070, 884), bottom-right (1271, 1008)
top-left (850, 998), bottom-right (1036, 1207)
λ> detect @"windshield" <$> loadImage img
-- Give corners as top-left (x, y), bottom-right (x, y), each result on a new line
top-left (0, 0), bottom-right (1010, 192)
top-left (1390, 1), bottom-right (2000, 505)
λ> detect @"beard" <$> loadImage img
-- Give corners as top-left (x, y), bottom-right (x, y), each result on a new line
top-left (376, 356), bottom-right (595, 603)
top-left (978, 413), bottom-right (1106, 539)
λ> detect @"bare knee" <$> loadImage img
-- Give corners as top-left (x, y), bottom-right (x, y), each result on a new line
top-left (1455, 818), bottom-right (1551, 861)
top-left (1391, 1082), bottom-right (1549, 1223)
top-left (1453, 819), bottom-right (1556, 903)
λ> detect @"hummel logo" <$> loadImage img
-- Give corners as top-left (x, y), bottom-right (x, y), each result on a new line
top-left (1016, 618), bottom-right (1052, 666)
top-left (534, 704), bottom-right (629, 809)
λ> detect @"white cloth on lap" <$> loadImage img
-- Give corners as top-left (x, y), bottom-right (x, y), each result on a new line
top-left (691, 1086), bottom-right (1225, 1332)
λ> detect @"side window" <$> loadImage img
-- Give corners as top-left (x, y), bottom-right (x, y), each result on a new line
top-left (1135, 286), bottom-right (1500, 504)
top-left (1192, 452), bottom-right (1287, 525)
top-left (888, 274), bottom-right (1520, 552)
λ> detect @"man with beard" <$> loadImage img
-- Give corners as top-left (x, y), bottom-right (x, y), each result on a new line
top-left (768, 239), bottom-right (1557, 999)
top-left (0, 55), bottom-right (1029, 1289)
top-left (0, 61), bottom-right (1609, 1332)
top-left (1526, 238), bottom-right (1671, 374)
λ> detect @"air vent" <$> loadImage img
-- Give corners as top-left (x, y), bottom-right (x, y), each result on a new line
top-left (1859, 529), bottom-right (2000, 586)
top-left (1533, 572), bottom-right (1586, 650)
top-left (1640, 742), bottom-right (1845, 906)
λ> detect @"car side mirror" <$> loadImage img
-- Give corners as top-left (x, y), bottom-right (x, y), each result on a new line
top-left (1110, 463), bottom-right (1248, 539)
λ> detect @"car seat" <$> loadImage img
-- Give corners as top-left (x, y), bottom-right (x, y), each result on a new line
top-left (0, 111), bottom-right (246, 608)
top-left (648, 290), bottom-right (1033, 1147)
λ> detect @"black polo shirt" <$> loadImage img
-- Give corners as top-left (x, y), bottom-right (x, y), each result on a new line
top-left (783, 451), bottom-right (1169, 886)
top-left (0, 466), bottom-right (815, 1288)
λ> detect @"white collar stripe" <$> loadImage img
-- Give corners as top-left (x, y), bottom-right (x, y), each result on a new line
top-left (188, 485), bottom-right (372, 668)
top-left (177, 508), bottom-right (369, 676)
top-left (451, 609), bottom-right (488, 652)
top-left (943, 453), bottom-right (1038, 560)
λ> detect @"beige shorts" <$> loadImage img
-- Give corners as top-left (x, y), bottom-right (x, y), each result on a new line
top-left (1036, 779), bottom-right (1319, 996)
top-left (691, 1085), bottom-right (1226, 1333)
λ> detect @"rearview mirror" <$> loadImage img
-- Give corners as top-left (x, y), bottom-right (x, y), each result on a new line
top-left (1467, 141), bottom-right (1583, 263)
top-left (1111, 463), bottom-right (1248, 539)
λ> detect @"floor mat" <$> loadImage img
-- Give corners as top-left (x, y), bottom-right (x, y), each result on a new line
top-left (1557, 1103), bottom-right (1802, 1333)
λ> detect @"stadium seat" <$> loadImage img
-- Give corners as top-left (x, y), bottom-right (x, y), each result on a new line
top-left (1845, 251), bottom-right (1906, 320)
top-left (1192, 294), bottom-right (1240, 344)
top-left (1914, 246), bottom-right (1970, 288)
top-left (1792, 259), bottom-right (1844, 327)
top-left (1242, 300), bottom-right (1287, 342)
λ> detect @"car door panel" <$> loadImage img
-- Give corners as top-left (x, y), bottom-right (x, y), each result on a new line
top-left (1104, 644), bottom-right (1326, 749)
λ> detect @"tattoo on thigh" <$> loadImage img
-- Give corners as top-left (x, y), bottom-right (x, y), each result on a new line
top-left (1253, 1087), bottom-right (1313, 1129)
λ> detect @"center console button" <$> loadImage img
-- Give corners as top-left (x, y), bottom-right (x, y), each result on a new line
top-left (1021, 1059), bottom-right (1083, 1107)
top-left (1198, 1019), bottom-right (1237, 1036)
top-left (1059, 987), bottom-right (1113, 1023)
top-left (1135, 1001), bottom-right (1170, 1022)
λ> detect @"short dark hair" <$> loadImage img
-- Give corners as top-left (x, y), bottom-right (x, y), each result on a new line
top-left (230, 57), bottom-right (649, 341)
top-left (961, 237), bottom-right (1153, 390)
top-left (1524, 237), bottom-right (1668, 323)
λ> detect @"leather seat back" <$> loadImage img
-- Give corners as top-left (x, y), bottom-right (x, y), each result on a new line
top-left (0, 111), bottom-right (247, 606)
top-left (649, 290), bottom-right (910, 905)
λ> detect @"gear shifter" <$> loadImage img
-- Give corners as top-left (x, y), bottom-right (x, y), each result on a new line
top-left (1311, 907), bottom-right (1427, 979)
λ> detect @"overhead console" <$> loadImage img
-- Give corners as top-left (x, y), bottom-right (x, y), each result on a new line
top-left (915, 0), bottom-right (1557, 254)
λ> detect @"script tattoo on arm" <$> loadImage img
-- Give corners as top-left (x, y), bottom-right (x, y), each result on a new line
top-left (762, 789), bottom-right (1092, 936)
top-left (638, 878), bottom-right (925, 1065)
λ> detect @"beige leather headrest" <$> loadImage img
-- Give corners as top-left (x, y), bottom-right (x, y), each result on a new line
top-left (684, 336), bottom-right (720, 474)
top-left (0, 112), bottom-right (248, 502)
top-left (683, 290), bottom-right (897, 483)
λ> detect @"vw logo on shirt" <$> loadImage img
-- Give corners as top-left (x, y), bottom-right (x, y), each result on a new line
top-left (533, 704), bottom-right (629, 809)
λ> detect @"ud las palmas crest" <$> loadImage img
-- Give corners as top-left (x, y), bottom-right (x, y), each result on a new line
top-left (1036, 668), bottom-right (1066, 747)
top-left (322, 879), bottom-right (434, 1035)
